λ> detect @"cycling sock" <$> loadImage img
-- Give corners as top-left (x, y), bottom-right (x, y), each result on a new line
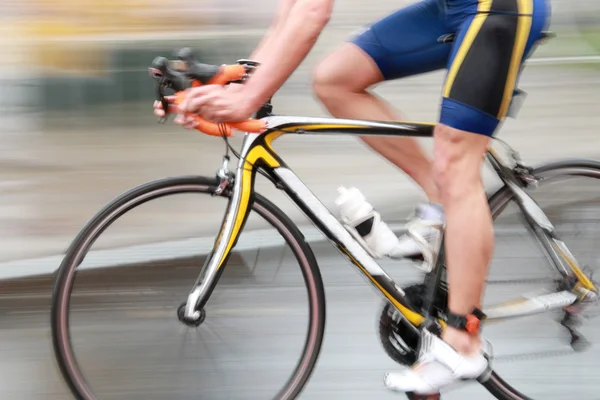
top-left (420, 202), bottom-right (445, 222)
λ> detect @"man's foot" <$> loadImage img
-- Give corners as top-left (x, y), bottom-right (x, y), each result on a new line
top-left (389, 202), bottom-right (445, 260)
top-left (383, 329), bottom-right (490, 395)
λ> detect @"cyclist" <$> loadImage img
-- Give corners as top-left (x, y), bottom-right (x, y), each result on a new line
top-left (156, 0), bottom-right (551, 395)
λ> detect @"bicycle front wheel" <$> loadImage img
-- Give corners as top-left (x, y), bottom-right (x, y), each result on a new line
top-left (51, 176), bottom-right (326, 400)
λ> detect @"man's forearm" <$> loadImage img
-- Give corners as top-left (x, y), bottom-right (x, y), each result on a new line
top-left (249, 0), bottom-right (297, 62)
top-left (243, 0), bottom-right (333, 107)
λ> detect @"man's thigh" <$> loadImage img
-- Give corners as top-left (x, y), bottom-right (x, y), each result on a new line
top-left (350, 0), bottom-right (452, 81)
top-left (439, 0), bottom-right (551, 137)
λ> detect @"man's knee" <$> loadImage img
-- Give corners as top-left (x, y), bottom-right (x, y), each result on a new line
top-left (313, 44), bottom-right (383, 104)
top-left (312, 53), bottom-right (360, 106)
top-left (312, 59), bottom-right (339, 103)
top-left (432, 125), bottom-right (489, 203)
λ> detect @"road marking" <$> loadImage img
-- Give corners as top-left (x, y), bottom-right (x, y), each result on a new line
top-left (528, 55), bottom-right (600, 64)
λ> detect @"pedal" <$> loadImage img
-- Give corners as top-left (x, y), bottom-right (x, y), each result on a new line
top-left (560, 311), bottom-right (591, 352)
top-left (558, 273), bottom-right (598, 351)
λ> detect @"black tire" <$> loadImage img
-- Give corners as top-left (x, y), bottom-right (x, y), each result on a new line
top-left (51, 175), bottom-right (327, 400)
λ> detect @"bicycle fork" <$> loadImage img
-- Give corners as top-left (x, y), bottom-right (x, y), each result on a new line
top-left (180, 136), bottom-right (259, 323)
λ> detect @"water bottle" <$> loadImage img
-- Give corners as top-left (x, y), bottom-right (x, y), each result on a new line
top-left (335, 186), bottom-right (403, 259)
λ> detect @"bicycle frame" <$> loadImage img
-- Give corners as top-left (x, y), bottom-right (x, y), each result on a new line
top-left (182, 115), bottom-right (596, 330)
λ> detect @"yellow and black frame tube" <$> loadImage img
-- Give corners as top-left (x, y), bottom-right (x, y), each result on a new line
top-left (182, 116), bottom-right (437, 326)
top-left (182, 132), bottom-right (283, 320)
top-left (182, 113), bottom-right (593, 328)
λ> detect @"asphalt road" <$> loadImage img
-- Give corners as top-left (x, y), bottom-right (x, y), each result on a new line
top-left (2, 176), bottom-right (600, 400)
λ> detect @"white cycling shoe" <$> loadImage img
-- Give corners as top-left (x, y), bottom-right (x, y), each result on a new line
top-left (391, 203), bottom-right (445, 260)
top-left (384, 329), bottom-right (490, 395)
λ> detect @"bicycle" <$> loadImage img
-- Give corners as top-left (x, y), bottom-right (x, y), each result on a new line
top-left (52, 42), bottom-right (600, 400)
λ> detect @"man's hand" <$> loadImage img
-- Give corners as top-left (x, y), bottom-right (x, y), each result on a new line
top-left (152, 83), bottom-right (253, 129)
top-left (153, 96), bottom-right (177, 118)
top-left (178, 85), bottom-right (258, 124)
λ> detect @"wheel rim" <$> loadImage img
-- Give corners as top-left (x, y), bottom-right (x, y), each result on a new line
top-left (482, 165), bottom-right (600, 400)
top-left (52, 179), bottom-right (324, 400)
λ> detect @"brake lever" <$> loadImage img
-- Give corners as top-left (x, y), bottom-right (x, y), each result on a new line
top-left (149, 66), bottom-right (169, 124)
top-left (158, 84), bottom-right (169, 124)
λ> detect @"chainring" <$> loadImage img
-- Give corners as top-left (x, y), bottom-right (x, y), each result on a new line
top-left (378, 283), bottom-right (448, 367)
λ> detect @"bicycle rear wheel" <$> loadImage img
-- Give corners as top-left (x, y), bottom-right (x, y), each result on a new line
top-left (480, 159), bottom-right (600, 400)
top-left (51, 176), bottom-right (326, 400)
top-left (378, 160), bottom-right (600, 400)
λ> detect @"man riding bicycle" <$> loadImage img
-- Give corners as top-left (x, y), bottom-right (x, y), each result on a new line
top-left (155, 0), bottom-right (551, 395)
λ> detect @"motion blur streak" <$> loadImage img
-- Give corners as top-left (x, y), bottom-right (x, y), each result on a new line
top-left (0, 0), bottom-right (600, 399)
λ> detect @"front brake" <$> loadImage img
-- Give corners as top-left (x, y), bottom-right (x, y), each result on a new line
top-left (213, 156), bottom-right (234, 196)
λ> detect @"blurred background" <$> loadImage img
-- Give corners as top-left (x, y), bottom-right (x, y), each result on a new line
top-left (0, 0), bottom-right (600, 399)
top-left (1, 0), bottom-right (600, 262)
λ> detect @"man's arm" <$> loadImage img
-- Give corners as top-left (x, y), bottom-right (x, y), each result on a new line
top-left (241, 0), bottom-right (334, 108)
top-left (248, 0), bottom-right (298, 62)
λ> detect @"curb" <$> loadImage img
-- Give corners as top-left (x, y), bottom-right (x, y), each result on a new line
top-left (0, 221), bottom-right (545, 282)
top-left (0, 223), bottom-right (335, 281)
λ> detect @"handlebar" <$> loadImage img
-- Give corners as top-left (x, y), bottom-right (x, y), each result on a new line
top-left (149, 48), bottom-right (267, 136)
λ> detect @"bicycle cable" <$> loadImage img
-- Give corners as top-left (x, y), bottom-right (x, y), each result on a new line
top-left (219, 123), bottom-right (239, 160)
top-left (218, 125), bottom-right (279, 184)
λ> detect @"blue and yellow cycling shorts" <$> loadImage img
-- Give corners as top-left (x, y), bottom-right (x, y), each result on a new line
top-left (352, 0), bottom-right (551, 136)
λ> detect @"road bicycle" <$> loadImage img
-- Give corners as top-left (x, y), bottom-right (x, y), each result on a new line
top-left (52, 41), bottom-right (600, 400)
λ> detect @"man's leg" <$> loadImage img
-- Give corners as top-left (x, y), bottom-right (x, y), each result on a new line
top-left (434, 125), bottom-right (492, 355)
top-left (385, 123), bottom-right (493, 395)
top-left (312, 0), bottom-right (451, 257)
top-left (313, 44), bottom-right (440, 203)
top-left (439, 0), bottom-right (550, 357)
top-left (384, 0), bottom-right (550, 393)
